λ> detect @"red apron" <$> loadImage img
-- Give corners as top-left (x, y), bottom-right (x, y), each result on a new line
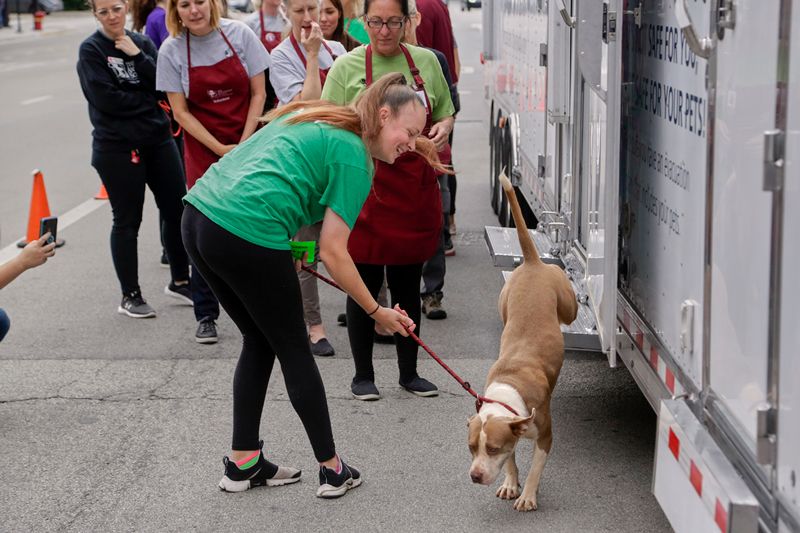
top-left (289, 32), bottom-right (338, 87)
top-left (347, 44), bottom-right (443, 265)
top-left (259, 11), bottom-right (283, 53)
top-left (184, 29), bottom-right (251, 188)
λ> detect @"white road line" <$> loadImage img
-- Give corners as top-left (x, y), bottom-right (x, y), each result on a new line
top-left (21, 95), bottom-right (53, 106)
top-left (461, 66), bottom-right (475, 75)
top-left (0, 197), bottom-right (107, 264)
top-left (458, 90), bottom-right (472, 95)
top-left (470, 23), bottom-right (482, 30)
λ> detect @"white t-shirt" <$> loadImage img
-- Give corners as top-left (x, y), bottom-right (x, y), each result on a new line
top-left (156, 18), bottom-right (271, 96)
top-left (269, 36), bottom-right (346, 106)
top-left (243, 10), bottom-right (288, 40)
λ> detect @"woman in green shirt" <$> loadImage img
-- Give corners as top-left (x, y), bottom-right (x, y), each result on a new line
top-left (182, 72), bottom-right (447, 498)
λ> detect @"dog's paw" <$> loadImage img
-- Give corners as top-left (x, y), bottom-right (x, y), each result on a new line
top-left (496, 481), bottom-right (520, 500)
top-left (513, 495), bottom-right (538, 512)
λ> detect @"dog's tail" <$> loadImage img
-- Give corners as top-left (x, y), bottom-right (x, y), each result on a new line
top-left (499, 171), bottom-right (541, 264)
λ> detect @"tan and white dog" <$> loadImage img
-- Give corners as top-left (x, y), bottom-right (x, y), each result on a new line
top-left (467, 173), bottom-right (578, 512)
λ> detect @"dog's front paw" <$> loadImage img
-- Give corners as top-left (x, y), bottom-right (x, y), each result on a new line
top-left (496, 481), bottom-right (520, 500)
top-left (513, 495), bottom-right (538, 512)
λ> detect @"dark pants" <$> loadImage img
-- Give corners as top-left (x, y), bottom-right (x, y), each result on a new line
top-left (421, 174), bottom-right (450, 296)
top-left (181, 205), bottom-right (335, 460)
top-left (347, 262), bottom-right (424, 383)
top-left (0, 308), bottom-right (9, 342)
top-left (92, 139), bottom-right (189, 296)
top-left (448, 129), bottom-right (457, 216)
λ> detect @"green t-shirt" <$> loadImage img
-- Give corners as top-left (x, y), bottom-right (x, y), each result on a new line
top-left (184, 115), bottom-right (374, 251)
top-left (321, 44), bottom-right (455, 123)
top-left (344, 17), bottom-right (369, 44)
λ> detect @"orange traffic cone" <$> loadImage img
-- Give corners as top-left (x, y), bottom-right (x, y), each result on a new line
top-left (94, 184), bottom-right (109, 200)
top-left (16, 169), bottom-right (65, 248)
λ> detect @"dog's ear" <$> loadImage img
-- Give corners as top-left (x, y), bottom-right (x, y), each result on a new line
top-left (509, 413), bottom-right (535, 436)
top-left (467, 414), bottom-right (477, 427)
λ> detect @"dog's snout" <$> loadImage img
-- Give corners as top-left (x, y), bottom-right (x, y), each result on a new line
top-left (470, 471), bottom-right (483, 484)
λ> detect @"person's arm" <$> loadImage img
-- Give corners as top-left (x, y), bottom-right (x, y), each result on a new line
top-left (318, 208), bottom-right (416, 336)
top-left (127, 34), bottom-right (159, 87)
top-left (168, 91), bottom-right (235, 156)
top-left (240, 72), bottom-right (266, 142)
top-left (293, 23), bottom-right (324, 102)
top-left (452, 41), bottom-right (461, 81)
top-left (0, 235), bottom-right (56, 290)
top-left (426, 54), bottom-right (456, 150)
top-left (77, 42), bottom-right (157, 117)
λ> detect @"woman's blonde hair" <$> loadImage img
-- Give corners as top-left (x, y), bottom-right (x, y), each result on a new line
top-left (166, 0), bottom-right (222, 37)
top-left (263, 72), bottom-right (450, 174)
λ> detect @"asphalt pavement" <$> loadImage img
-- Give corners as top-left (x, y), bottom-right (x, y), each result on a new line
top-left (0, 6), bottom-right (672, 532)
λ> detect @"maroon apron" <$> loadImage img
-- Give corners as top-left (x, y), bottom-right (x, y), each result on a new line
top-left (259, 11), bottom-right (283, 53)
top-left (289, 32), bottom-right (338, 87)
top-left (184, 29), bottom-right (251, 188)
top-left (347, 44), bottom-right (443, 265)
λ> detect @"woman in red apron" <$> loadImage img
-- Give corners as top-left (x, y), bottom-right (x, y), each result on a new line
top-left (320, 0), bottom-right (455, 401)
top-left (156, 0), bottom-right (269, 343)
top-left (244, 0), bottom-right (287, 53)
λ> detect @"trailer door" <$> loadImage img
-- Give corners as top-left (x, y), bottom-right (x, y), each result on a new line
top-left (574, 0), bottom-right (622, 359)
top-left (708, 0), bottom-right (781, 467)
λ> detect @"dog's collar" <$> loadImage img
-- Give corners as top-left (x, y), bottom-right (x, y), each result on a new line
top-left (475, 396), bottom-right (520, 417)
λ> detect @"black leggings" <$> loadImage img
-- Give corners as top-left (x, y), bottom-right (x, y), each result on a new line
top-left (92, 139), bottom-right (189, 295)
top-left (346, 262), bottom-right (423, 383)
top-left (181, 205), bottom-right (335, 460)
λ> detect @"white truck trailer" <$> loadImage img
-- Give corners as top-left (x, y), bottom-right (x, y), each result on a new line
top-left (480, 1), bottom-right (800, 531)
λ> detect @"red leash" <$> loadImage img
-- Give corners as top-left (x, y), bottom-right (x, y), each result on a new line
top-left (300, 265), bottom-right (520, 416)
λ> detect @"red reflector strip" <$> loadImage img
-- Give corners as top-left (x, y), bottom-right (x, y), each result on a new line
top-left (650, 346), bottom-right (659, 370)
top-left (690, 461), bottom-right (703, 496)
top-left (668, 428), bottom-right (680, 460)
top-left (636, 331), bottom-right (644, 349)
top-left (715, 498), bottom-right (728, 532)
top-left (666, 368), bottom-right (676, 394)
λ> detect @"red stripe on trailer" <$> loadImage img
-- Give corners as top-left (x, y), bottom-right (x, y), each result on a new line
top-left (623, 311), bottom-right (630, 331)
top-left (666, 368), bottom-right (676, 394)
top-left (650, 346), bottom-right (659, 370)
top-left (690, 460), bottom-right (703, 496)
top-left (714, 498), bottom-right (728, 532)
top-left (635, 331), bottom-right (644, 350)
top-left (668, 428), bottom-right (680, 460)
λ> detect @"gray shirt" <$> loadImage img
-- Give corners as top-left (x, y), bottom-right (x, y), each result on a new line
top-left (269, 36), bottom-right (346, 106)
top-left (156, 18), bottom-right (271, 96)
top-left (243, 10), bottom-right (288, 41)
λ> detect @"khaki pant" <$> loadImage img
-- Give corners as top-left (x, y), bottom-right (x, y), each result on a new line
top-left (296, 222), bottom-right (323, 327)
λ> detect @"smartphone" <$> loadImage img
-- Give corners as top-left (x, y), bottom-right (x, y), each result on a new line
top-left (39, 216), bottom-right (58, 244)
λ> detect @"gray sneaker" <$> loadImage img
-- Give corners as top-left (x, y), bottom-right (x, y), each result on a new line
top-left (118, 292), bottom-right (156, 318)
top-left (196, 319), bottom-right (218, 344)
top-left (421, 293), bottom-right (447, 320)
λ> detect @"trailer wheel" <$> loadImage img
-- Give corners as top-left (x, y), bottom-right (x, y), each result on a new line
top-left (498, 119), bottom-right (513, 227)
top-left (489, 107), bottom-right (501, 214)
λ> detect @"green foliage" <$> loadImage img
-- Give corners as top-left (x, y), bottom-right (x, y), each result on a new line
top-left (63, 0), bottom-right (90, 10)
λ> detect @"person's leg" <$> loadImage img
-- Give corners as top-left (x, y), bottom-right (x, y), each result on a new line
top-left (143, 139), bottom-right (190, 284)
top-left (184, 205), bottom-right (336, 462)
top-left (386, 263), bottom-right (424, 382)
top-left (296, 222), bottom-right (333, 355)
top-left (0, 308), bottom-right (10, 342)
top-left (346, 263), bottom-right (386, 384)
top-left (92, 149), bottom-right (147, 296)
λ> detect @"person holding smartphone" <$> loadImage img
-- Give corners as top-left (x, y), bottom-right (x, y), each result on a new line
top-left (77, 0), bottom-right (193, 320)
top-left (0, 234), bottom-right (57, 343)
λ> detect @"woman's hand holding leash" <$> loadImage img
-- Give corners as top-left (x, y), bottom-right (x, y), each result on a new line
top-left (372, 304), bottom-right (415, 336)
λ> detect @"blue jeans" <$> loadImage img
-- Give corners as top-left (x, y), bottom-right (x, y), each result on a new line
top-left (0, 308), bottom-right (10, 343)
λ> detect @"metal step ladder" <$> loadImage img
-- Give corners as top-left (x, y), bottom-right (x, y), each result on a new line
top-left (485, 226), bottom-right (601, 352)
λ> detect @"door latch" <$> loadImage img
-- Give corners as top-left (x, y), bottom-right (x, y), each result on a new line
top-left (603, 4), bottom-right (617, 43)
top-left (763, 129), bottom-right (785, 192)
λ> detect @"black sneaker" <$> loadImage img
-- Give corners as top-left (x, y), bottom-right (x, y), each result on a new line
top-left (160, 251), bottom-right (169, 268)
top-left (195, 318), bottom-right (218, 344)
top-left (351, 378), bottom-right (380, 401)
top-left (219, 441), bottom-right (301, 493)
top-left (164, 281), bottom-right (193, 306)
top-left (118, 291), bottom-right (156, 318)
top-left (316, 458), bottom-right (362, 498)
top-left (310, 337), bottom-right (335, 357)
top-left (421, 293), bottom-right (447, 320)
top-left (400, 376), bottom-right (439, 397)
top-left (337, 313), bottom-right (347, 326)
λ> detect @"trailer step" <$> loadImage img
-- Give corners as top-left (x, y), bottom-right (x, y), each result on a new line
top-left (484, 226), bottom-right (564, 268)
top-left (501, 270), bottom-right (601, 352)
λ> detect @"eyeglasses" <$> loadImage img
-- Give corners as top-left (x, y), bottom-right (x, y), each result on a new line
top-left (365, 16), bottom-right (405, 30)
top-left (95, 4), bottom-right (125, 17)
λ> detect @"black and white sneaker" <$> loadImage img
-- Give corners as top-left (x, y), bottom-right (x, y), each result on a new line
top-left (219, 441), bottom-right (301, 493)
top-left (164, 281), bottom-right (193, 306)
top-left (118, 291), bottom-right (156, 318)
top-left (351, 378), bottom-right (380, 401)
top-left (195, 319), bottom-right (218, 344)
top-left (400, 376), bottom-right (439, 397)
top-left (316, 458), bottom-right (362, 498)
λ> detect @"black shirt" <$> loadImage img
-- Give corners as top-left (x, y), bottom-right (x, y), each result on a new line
top-left (77, 30), bottom-right (171, 151)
